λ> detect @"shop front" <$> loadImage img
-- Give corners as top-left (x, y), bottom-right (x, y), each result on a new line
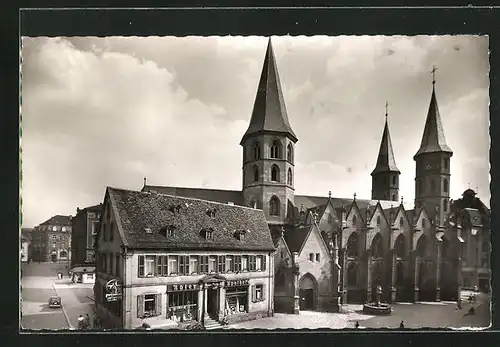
top-left (166, 283), bottom-right (200, 323)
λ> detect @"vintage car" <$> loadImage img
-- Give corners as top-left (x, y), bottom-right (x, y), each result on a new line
top-left (48, 296), bottom-right (62, 308)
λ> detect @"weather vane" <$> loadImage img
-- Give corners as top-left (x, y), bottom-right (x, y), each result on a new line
top-left (385, 101), bottom-right (389, 118)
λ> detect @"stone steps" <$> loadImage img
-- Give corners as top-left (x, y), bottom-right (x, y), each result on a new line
top-left (204, 316), bottom-right (223, 330)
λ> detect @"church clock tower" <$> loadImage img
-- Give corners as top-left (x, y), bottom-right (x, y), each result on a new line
top-left (240, 38), bottom-right (298, 225)
top-left (414, 67), bottom-right (453, 226)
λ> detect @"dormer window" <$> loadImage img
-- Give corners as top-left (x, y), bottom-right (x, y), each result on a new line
top-left (235, 230), bottom-right (247, 241)
top-left (206, 208), bottom-right (217, 218)
top-left (201, 228), bottom-right (214, 240)
top-left (160, 225), bottom-right (176, 237)
top-left (145, 227), bottom-right (152, 234)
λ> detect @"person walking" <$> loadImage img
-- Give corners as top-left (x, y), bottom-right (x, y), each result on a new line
top-left (85, 314), bottom-right (91, 329)
top-left (77, 315), bottom-right (85, 330)
top-left (355, 321), bottom-right (360, 329)
top-left (399, 320), bottom-right (405, 329)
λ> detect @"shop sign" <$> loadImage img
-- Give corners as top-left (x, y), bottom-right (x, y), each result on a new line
top-left (225, 279), bottom-right (249, 287)
top-left (105, 279), bottom-right (122, 302)
top-left (169, 283), bottom-right (200, 292)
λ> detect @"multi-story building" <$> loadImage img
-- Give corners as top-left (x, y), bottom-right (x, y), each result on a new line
top-left (21, 228), bottom-right (32, 263)
top-left (94, 187), bottom-right (275, 329)
top-left (30, 215), bottom-right (72, 263)
top-left (71, 204), bottom-right (102, 267)
top-left (139, 38), bottom-right (489, 311)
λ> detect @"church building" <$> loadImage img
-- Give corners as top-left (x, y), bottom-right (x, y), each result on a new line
top-left (142, 39), bottom-right (490, 312)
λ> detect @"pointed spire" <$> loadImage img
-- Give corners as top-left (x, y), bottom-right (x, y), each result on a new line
top-left (371, 102), bottom-right (400, 175)
top-left (328, 191), bottom-right (332, 199)
top-left (240, 38), bottom-right (298, 145)
top-left (414, 66), bottom-right (453, 158)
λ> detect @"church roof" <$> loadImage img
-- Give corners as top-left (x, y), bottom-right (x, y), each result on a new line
top-left (105, 187), bottom-right (275, 251)
top-left (240, 38), bottom-right (298, 145)
top-left (142, 185), bottom-right (244, 206)
top-left (372, 116), bottom-right (400, 175)
top-left (414, 85), bottom-right (453, 158)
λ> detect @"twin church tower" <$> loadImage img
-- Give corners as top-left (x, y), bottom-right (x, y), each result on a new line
top-left (240, 38), bottom-right (452, 226)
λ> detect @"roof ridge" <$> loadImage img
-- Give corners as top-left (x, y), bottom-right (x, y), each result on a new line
top-left (144, 184), bottom-right (241, 193)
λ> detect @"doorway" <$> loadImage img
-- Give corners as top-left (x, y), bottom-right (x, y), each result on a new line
top-left (207, 288), bottom-right (218, 317)
top-left (299, 289), bottom-right (314, 310)
top-left (51, 254), bottom-right (57, 262)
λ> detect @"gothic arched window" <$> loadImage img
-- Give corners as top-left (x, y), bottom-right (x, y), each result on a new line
top-left (270, 140), bottom-right (282, 159)
top-left (347, 233), bottom-right (359, 257)
top-left (352, 214), bottom-right (357, 227)
top-left (252, 142), bottom-right (261, 160)
top-left (269, 196), bottom-right (281, 216)
top-left (271, 165), bottom-right (280, 182)
top-left (399, 217), bottom-right (404, 228)
top-left (287, 143), bottom-right (293, 163)
top-left (287, 168), bottom-right (292, 185)
top-left (443, 179), bottom-right (449, 193)
top-left (376, 215), bottom-right (381, 226)
top-left (392, 194), bottom-right (396, 201)
top-left (252, 165), bottom-right (259, 182)
top-left (431, 179), bottom-right (436, 193)
top-left (416, 235), bottom-right (427, 258)
top-left (347, 263), bottom-right (358, 286)
top-left (394, 234), bottom-right (405, 258)
top-left (371, 233), bottom-right (383, 258)
top-left (396, 262), bottom-right (404, 286)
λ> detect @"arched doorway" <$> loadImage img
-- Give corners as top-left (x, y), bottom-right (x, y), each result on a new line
top-left (299, 273), bottom-right (317, 311)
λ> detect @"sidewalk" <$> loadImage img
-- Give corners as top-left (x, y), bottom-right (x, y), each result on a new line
top-left (52, 281), bottom-right (94, 329)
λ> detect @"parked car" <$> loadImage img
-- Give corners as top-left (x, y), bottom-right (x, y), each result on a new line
top-left (48, 296), bottom-right (62, 308)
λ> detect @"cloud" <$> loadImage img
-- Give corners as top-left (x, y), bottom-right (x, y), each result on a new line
top-left (21, 35), bottom-right (490, 226)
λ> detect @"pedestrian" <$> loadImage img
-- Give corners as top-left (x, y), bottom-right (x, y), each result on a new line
top-left (355, 321), bottom-right (360, 329)
top-left (399, 320), bottom-right (405, 329)
top-left (472, 294), bottom-right (477, 303)
top-left (77, 315), bottom-right (85, 330)
top-left (457, 299), bottom-right (462, 310)
top-left (85, 314), bottom-right (91, 329)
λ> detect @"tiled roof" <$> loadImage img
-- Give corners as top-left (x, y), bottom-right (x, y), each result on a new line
top-left (283, 224), bottom-right (313, 253)
top-left (108, 187), bottom-right (275, 251)
top-left (39, 215), bottom-right (72, 226)
top-left (372, 118), bottom-right (400, 175)
top-left (142, 185), bottom-right (244, 206)
top-left (240, 38), bottom-right (298, 145)
top-left (414, 86), bottom-right (453, 158)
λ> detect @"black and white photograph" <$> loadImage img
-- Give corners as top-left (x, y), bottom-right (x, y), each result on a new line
top-left (20, 34), bottom-right (490, 331)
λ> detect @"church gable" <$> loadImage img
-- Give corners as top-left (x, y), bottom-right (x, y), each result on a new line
top-left (342, 201), bottom-right (362, 249)
top-left (317, 201), bottom-right (339, 235)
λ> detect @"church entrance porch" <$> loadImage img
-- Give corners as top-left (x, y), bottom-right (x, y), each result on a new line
top-left (298, 273), bottom-right (318, 311)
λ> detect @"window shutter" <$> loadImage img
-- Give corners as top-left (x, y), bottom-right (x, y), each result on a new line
top-left (251, 285), bottom-right (255, 302)
top-left (137, 295), bottom-right (144, 318)
top-left (156, 294), bottom-right (162, 316)
top-left (179, 255), bottom-right (184, 275)
top-left (157, 256), bottom-right (162, 276)
top-left (138, 255), bottom-right (144, 277)
top-left (262, 256), bottom-right (266, 271)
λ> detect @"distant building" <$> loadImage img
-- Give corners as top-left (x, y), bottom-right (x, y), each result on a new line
top-left (71, 204), bottom-right (102, 266)
top-left (21, 228), bottom-right (32, 263)
top-left (30, 215), bottom-right (72, 263)
top-left (94, 187), bottom-right (275, 329)
top-left (70, 265), bottom-right (96, 284)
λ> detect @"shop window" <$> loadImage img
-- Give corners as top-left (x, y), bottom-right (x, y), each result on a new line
top-left (168, 255), bottom-right (179, 275)
top-left (252, 284), bottom-right (265, 302)
top-left (208, 256), bottom-right (217, 273)
top-left (168, 291), bottom-right (198, 322)
top-left (137, 294), bottom-right (161, 318)
top-left (218, 255), bottom-right (226, 273)
top-left (241, 256), bottom-right (248, 271)
top-left (190, 256), bottom-right (199, 274)
top-left (226, 287), bottom-right (249, 315)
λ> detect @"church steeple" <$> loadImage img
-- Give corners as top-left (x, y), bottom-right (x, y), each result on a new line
top-left (371, 102), bottom-right (400, 202)
top-left (240, 38), bottom-right (298, 145)
top-left (414, 66), bottom-right (453, 226)
top-left (414, 66), bottom-right (453, 159)
top-left (240, 38), bottom-right (297, 226)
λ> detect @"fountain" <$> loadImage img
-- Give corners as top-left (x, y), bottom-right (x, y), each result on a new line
top-left (362, 285), bottom-right (392, 315)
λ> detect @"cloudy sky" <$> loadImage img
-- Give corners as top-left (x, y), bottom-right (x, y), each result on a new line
top-left (20, 35), bottom-right (490, 228)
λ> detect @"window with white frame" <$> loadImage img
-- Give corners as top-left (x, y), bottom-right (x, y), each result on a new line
top-left (256, 255), bottom-right (262, 270)
top-left (208, 256), bottom-right (217, 273)
top-left (252, 284), bottom-right (265, 302)
top-left (241, 256), bottom-right (248, 271)
top-left (168, 255), bottom-right (179, 275)
top-left (189, 256), bottom-right (199, 274)
top-left (226, 256), bottom-right (234, 272)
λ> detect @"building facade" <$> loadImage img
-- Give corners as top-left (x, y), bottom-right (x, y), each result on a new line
top-left (29, 215), bottom-right (72, 263)
top-left (94, 187), bottom-right (275, 329)
top-left (71, 204), bottom-right (102, 267)
top-left (138, 39), bottom-right (489, 310)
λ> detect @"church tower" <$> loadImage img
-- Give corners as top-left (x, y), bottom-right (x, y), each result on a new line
top-left (371, 102), bottom-right (400, 202)
top-left (240, 38), bottom-right (298, 225)
top-left (414, 67), bottom-right (453, 226)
